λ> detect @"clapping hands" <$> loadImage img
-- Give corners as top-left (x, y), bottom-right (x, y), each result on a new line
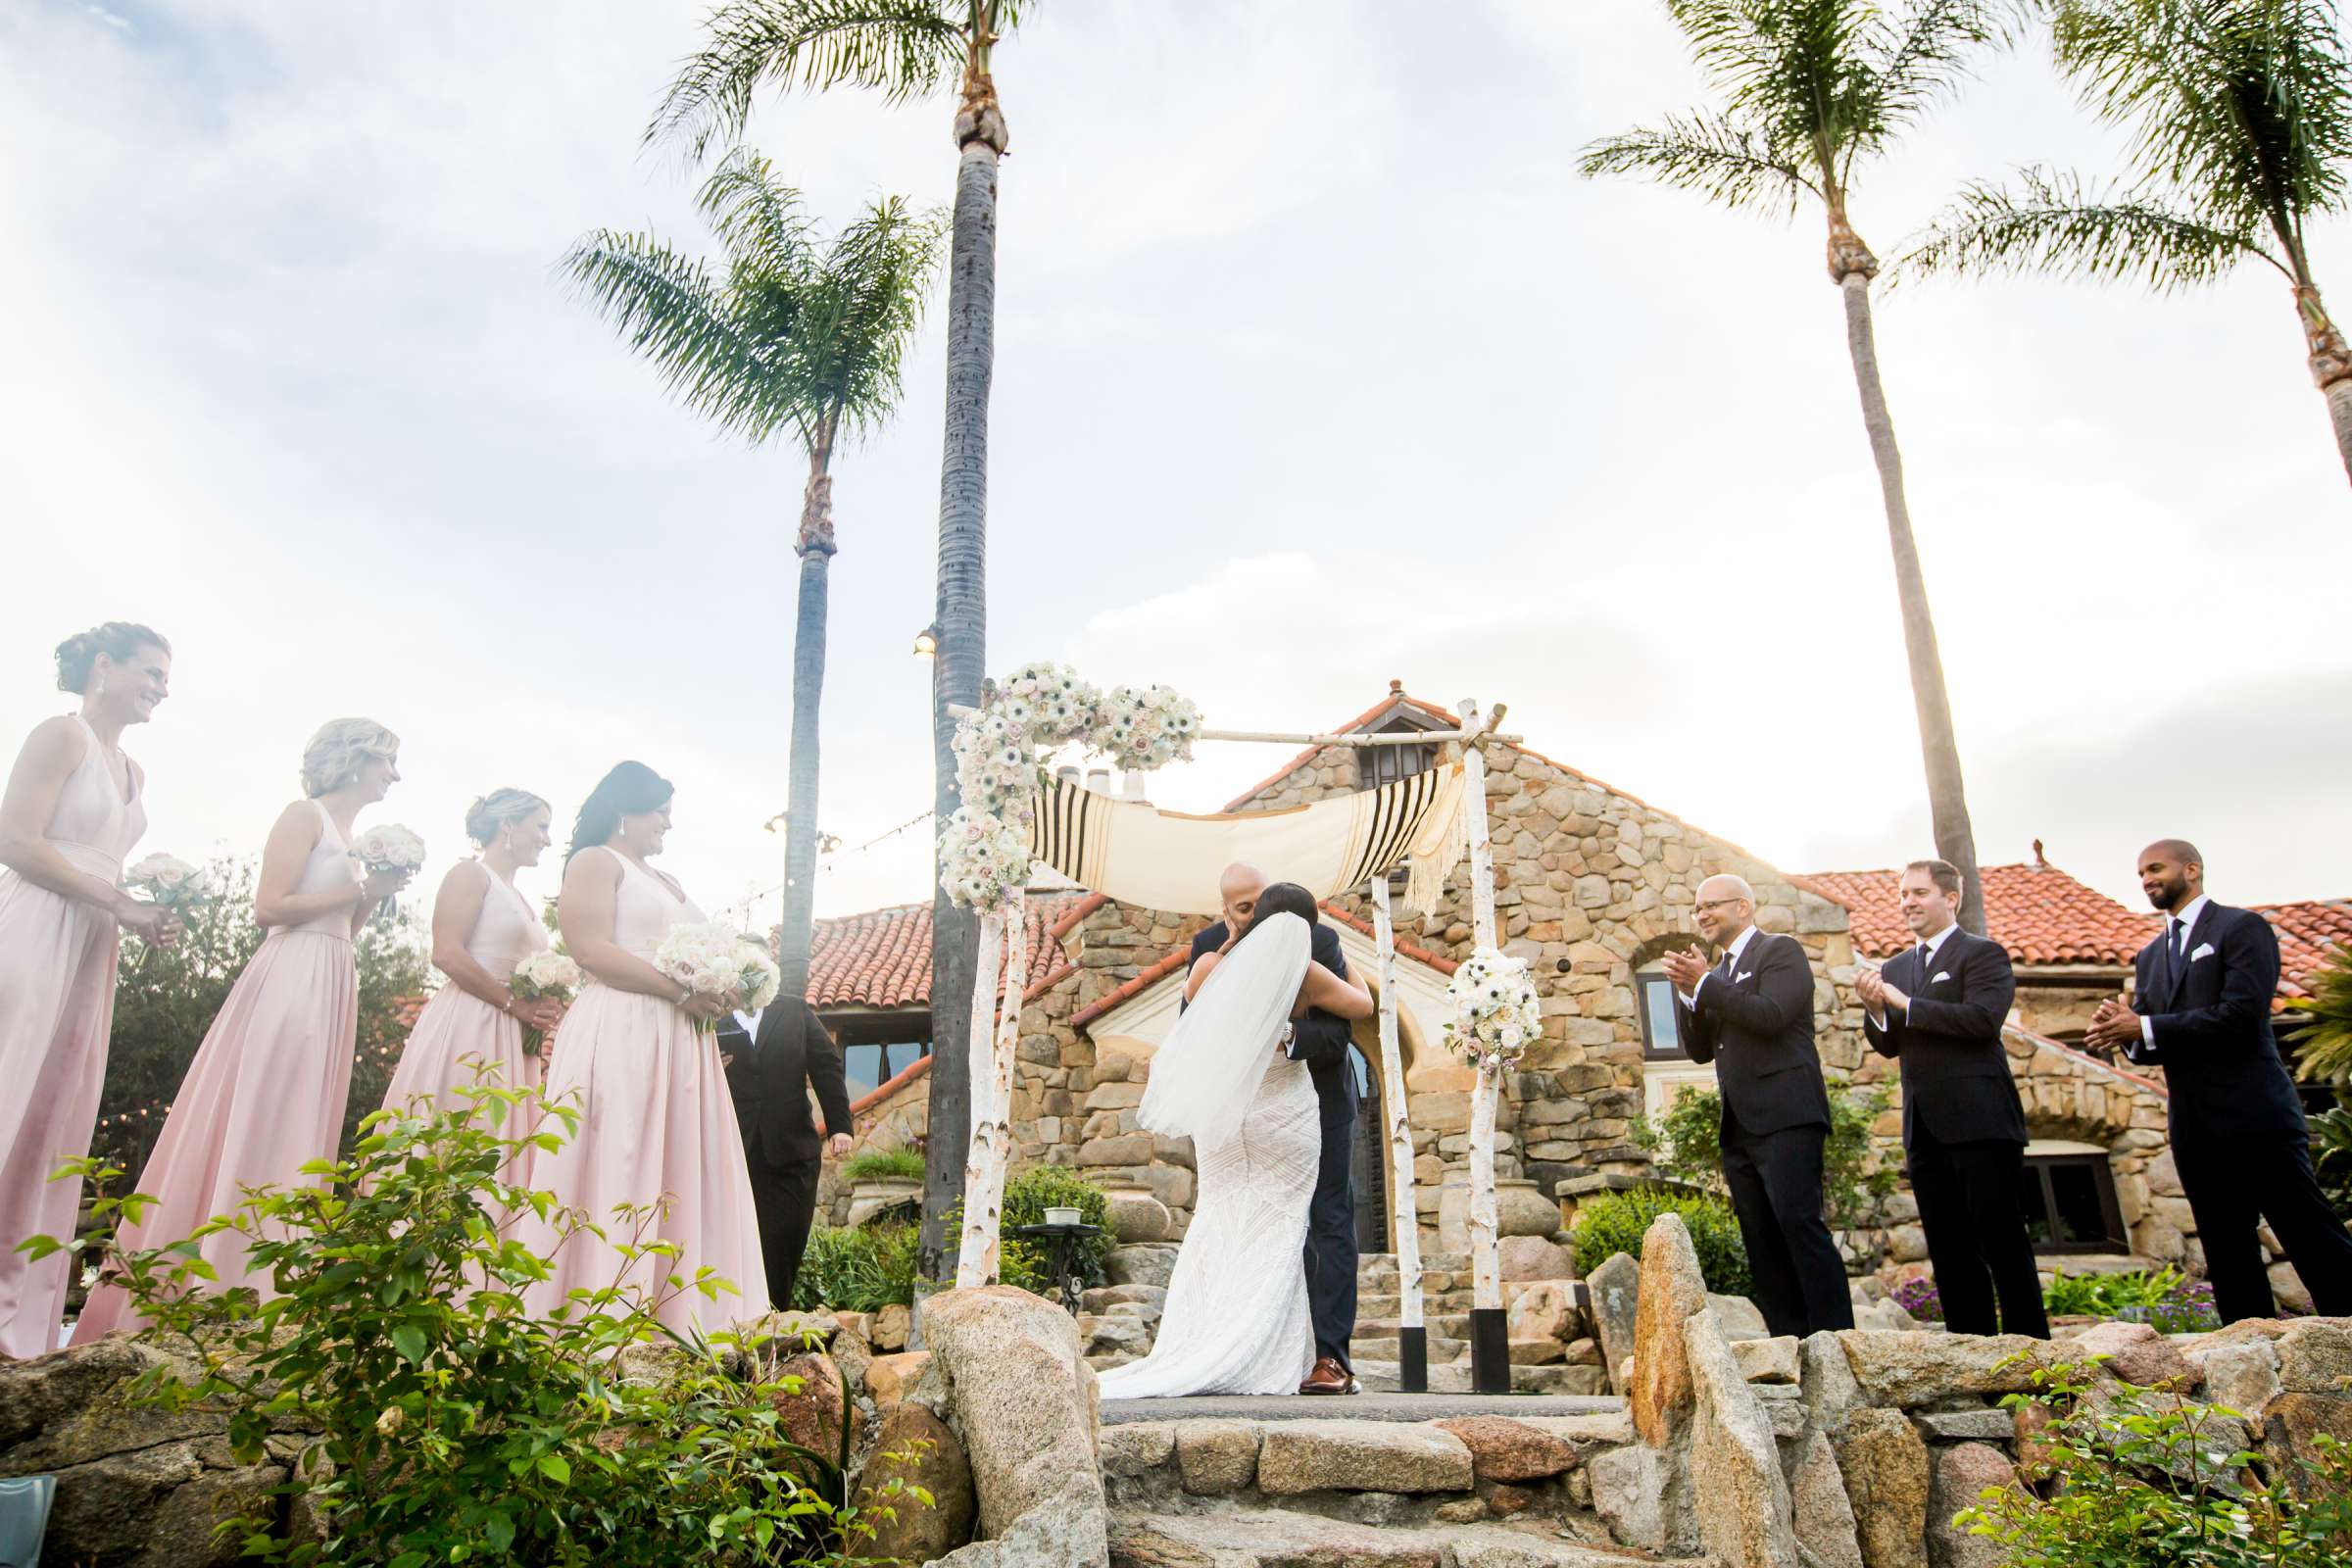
top-left (2082, 995), bottom-right (2141, 1057)
top-left (1659, 947), bottom-right (1709, 993)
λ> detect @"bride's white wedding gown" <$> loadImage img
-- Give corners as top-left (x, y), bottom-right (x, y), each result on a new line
top-left (1098, 923), bottom-right (1321, 1398)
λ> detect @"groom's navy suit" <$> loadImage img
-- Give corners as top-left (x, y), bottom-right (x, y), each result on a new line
top-left (1189, 918), bottom-right (1359, 1370)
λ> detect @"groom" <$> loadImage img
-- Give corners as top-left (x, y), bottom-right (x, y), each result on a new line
top-left (1187, 861), bottom-right (1361, 1395)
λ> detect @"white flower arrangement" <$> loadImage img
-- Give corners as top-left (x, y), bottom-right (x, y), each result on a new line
top-left (653, 920), bottom-right (779, 1035)
top-left (350, 824), bottom-right (427, 875)
top-left (123, 853), bottom-right (210, 912)
top-left (1442, 947), bottom-right (1543, 1072)
top-left (509, 948), bottom-right (583, 1056)
top-left (938, 663), bottom-right (1202, 913)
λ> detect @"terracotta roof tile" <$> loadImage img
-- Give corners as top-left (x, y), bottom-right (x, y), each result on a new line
top-left (2250, 900), bottom-right (2352, 1003)
top-left (807, 893), bottom-right (1082, 1008)
top-left (1803, 862), bottom-right (2159, 966)
top-left (1069, 947), bottom-right (1197, 1033)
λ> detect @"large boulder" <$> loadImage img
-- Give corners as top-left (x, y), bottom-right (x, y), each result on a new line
top-left (2186, 1340), bottom-right (2281, 1422)
top-left (1255, 1419), bottom-right (1474, 1494)
top-left (1683, 1306), bottom-right (1799, 1568)
top-left (856, 1402), bottom-right (977, 1566)
top-left (1709, 1293), bottom-right (1770, 1342)
top-left (2073, 1321), bottom-right (2192, 1389)
top-left (1788, 1432), bottom-right (1864, 1568)
top-left (2261, 1392), bottom-right (2352, 1496)
top-left (1833, 1407), bottom-right (1930, 1568)
top-left (1497, 1234), bottom-right (1577, 1282)
top-left (1431, 1416), bottom-right (1578, 1482)
top-left (1175, 1420), bottom-right (1260, 1495)
top-left (0, 1338), bottom-right (215, 1471)
top-left (1925, 1443), bottom-right (2014, 1568)
top-left (771, 1351), bottom-right (861, 1465)
top-left (2277, 1319), bottom-right (2352, 1395)
top-left (921, 1285), bottom-right (1107, 1568)
top-left (1629, 1214), bottom-right (1708, 1447)
top-left (1506, 1281), bottom-right (1579, 1344)
top-left (1586, 1251), bottom-right (1640, 1397)
top-left (1589, 1443), bottom-right (1676, 1555)
top-left (1104, 1245), bottom-right (1179, 1291)
top-left (1837, 1332), bottom-right (2057, 1409)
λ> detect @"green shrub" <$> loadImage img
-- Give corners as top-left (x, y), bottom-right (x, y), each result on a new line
top-left (793, 1222), bottom-right (920, 1313)
top-left (33, 1075), bottom-right (924, 1565)
top-left (998, 1166), bottom-right (1115, 1298)
top-left (1633, 1082), bottom-right (1898, 1269)
top-left (2042, 1267), bottom-right (2221, 1334)
top-left (1571, 1185), bottom-right (1753, 1298)
top-left (1957, 1359), bottom-right (2352, 1566)
top-left (841, 1147), bottom-right (925, 1185)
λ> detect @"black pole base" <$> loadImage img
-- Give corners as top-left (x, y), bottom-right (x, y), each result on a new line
top-left (1468, 1307), bottom-right (1510, 1395)
top-left (1396, 1326), bottom-right (1428, 1394)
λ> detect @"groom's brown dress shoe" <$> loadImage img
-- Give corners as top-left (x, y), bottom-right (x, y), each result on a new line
top-left (1298, 1357), bottom-right (1359, 1396)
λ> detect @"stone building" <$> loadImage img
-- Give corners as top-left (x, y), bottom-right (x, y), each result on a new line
top-left (806, 686), bottom-right (2349, 1303)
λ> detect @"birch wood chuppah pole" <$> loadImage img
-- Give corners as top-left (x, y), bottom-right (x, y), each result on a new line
top-left (1368, 872), bottom-right (1427, 1392)
top-left (1455, 698), bottom-right (1512, 1395)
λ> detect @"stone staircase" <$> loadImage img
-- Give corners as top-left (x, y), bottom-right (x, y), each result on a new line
top-left (1350, 1251), bottom-right (1607, 1396)
top-left (1099, 1402), bottom-right (1707, 1568)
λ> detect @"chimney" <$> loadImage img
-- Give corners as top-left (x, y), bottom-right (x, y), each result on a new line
top-left (2030, 839), bottom-right (2048, 871)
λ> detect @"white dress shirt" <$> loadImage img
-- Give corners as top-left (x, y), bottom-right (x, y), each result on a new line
top-left (1680, 923), bottom-right (1760, 1008)
top-left (1864, 919), bottom-right (1959, 1032)
top-left (2139, 894), bottom-right (2211, 1047)
top-left (733, 1006), bottom-right (765, 1043)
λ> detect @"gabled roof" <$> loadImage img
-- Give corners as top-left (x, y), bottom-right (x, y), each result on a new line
top-left (807, 893), bottom-right (1082, 1008)
top-left (1803, 862), bottom-right (2158, 966)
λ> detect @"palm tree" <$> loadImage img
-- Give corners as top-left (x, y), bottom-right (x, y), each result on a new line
top-left (649, 1), bottom-right (1035, 1281)
top-left (563, 149), bottom-right (942, 1003)
top-left (1898, 0), bottom-right (2352, 486)
top-left (1581, 0), bottom-right (2003, 935)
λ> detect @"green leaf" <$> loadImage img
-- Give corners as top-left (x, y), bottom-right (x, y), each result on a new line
top-left (537, 1452), bottom-right (571, 1486)
top-left (483, 1511), bottom-right (515, 1552)
top-left (389, 1326), bottom-right (427, 1365)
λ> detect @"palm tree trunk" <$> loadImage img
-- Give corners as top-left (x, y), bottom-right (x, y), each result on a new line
top-left (1831, 220), bottom-right (1987, 937)
top-left (776, 428), bottom-right (837, 1004)
top-left (2292, 284), bottom-right (2352, 487)
top-left (920, 46), bottom-right (1009, 1282)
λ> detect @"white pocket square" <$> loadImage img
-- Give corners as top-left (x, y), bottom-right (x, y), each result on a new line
top-left (2191, 943), bottom-right (2216, 961)
top-left (1736, 971), bottom-right (1753, 983)
top-left (1932, 971), bottom-right (1951, 984)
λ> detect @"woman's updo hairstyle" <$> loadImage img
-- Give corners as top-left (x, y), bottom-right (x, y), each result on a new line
top-left (567, 761), bottom-right (674, 863)
top-left (300, 718), bottom-right (400, 798)
top-left (56, 622), bottom-right (170, 695)
top-left (1249, 881), bottom-right (1320, 934)
top-left (466, 788), bottom-right (550, 847)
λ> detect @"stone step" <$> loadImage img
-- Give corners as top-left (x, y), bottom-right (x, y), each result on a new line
top-left (1352, 1358), bottom-right (1613, 1396)
top-left (1350, 1332), bottom-right (1468, 1366)
top-left (1111, 1505), bottom-right (1694, 1568)
top-left (1357, 1251), bottom-right (1470, 1281)
top-left (1356, 1290), bottom-right (1479, 1319)
top-left (1355, 1312), bottom-right (1475, 1340)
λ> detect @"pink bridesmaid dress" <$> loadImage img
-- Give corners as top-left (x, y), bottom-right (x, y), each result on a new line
top-left (381, 867), bottom-right (549, 1124)
top-left (0, 716), bottom-right (146, 1357)
top-left (73, 802), bottom-right (362, 1342)
top-left (526, 847), bottom-right (766, 1337)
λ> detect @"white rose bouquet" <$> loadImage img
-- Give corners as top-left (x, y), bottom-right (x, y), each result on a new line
top-left (123, 853), bottom-right (210, 914)
top-left (509, 948), bottom-right (583, 1056)
top-left (348, 823), bottom-right (426, 921)
top-left (654, 920), bottom-right (780, 1034)
top-left (1442, 948), bottom-right (1543, 1072)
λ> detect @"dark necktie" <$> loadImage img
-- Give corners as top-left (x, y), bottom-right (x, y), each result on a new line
top-left (1915, 943), bottom-right (1930, 981)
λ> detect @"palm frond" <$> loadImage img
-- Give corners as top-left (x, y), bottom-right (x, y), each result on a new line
top-left (2287, 943), bottom-right (2352, 1083)
top-left (799, 196), bottom-right (949, 438)
top-left (1578, 111), bottom-right (1819, 216)
top-left (698, 147), bottom-right (819, 284)
top-left (1871, 0), bottom-right (2017, 132)
top-left (2052, 0), bottom-right (2352, 252)
top-left (1890, 164), bottom-right (2281, 287)
top-left (647, 0), bottom-right (966, 159)
top-left (559, 230), bottom-right (799, 445)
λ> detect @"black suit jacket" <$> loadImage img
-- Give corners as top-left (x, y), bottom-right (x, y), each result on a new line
top-left (1674, 929), bottom-right (1831, 1137)
top-left (714, 996), bottom-right (855, 1168)
top-left (1188, 917), bottom-right (1358, 1118)
top-left (1862, 927), bottom-right (2028, 1147)
top-left (2124, 902), bottom-right (2306, 1145)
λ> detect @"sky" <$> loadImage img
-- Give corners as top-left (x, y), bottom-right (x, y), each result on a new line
top-left (4, 0), bottom-right (2349, 940)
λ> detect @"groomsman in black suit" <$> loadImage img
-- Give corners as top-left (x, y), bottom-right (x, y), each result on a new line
top-left (2083, 839), bottom-right (2352, 1322)
top-left (715, 984), bottom-right (855, 1313)
top-left (1857, 859), bottom-right (2050, 1339)
top-left (1187, 861), bottom-right (1361, 1395)
top-left (1663, 874), bottom-right (1854, 1339)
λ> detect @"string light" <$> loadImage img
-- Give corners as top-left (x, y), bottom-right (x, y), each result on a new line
top-left (715, 808), bottom-right (934, 922)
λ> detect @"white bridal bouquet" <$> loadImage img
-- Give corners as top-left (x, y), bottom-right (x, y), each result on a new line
top-left (123, 853), bottom-right (210, 914)
top-left (1442, 948), bottom-right (1543, 1072)
top-left (508, 948), bottom-right (583, 1057)
top-left (653, 920), bottom-right (781, 1035)
top-left (350, 823), bottom-right (428, 877)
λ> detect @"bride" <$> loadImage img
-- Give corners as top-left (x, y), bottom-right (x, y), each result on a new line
top-left (1098, 883), bottom-right (1374, 1398)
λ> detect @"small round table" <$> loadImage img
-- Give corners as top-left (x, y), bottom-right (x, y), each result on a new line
top-left (1012, 1221), bottom-right (1102, 1315)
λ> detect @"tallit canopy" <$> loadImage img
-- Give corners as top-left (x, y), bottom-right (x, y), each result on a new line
top-left (1027, 760), bottom-right (1467, 917)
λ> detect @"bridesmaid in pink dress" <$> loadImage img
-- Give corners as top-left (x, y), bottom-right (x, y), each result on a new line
top-left (527, 761), bottom-right (767, 1339)
top-left (74, 718), bottom-right (414, 1342)
top-left (0, 623), bottom-right (178, 1358)
top-left (380, 789), bottom-right (564, 1136)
